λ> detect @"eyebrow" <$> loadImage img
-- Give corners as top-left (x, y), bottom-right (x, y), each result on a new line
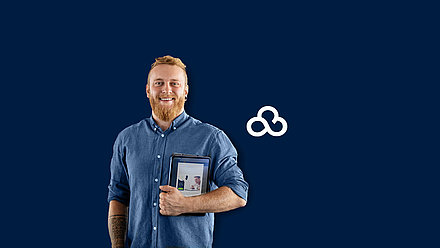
top-left (153, 78), bottom-right (181, 81)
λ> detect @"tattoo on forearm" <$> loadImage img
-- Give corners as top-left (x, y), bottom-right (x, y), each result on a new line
top-left (109, 215), bottom-right (127, 248)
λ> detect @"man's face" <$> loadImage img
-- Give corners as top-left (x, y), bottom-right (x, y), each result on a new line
top-left (147, 64), bottom-right (188, 122)
top-left (194, 177), bottom-right (201, 185)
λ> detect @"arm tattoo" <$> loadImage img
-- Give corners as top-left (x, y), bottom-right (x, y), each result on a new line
top-left (109, 215), bottom-right (127, 248)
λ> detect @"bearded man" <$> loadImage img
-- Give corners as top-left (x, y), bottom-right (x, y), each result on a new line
top-left (107, 55), bottom-right (248, 248)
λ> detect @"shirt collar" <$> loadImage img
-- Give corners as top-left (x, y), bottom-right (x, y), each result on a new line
top-left (147, 110), bottom-right (189, 132)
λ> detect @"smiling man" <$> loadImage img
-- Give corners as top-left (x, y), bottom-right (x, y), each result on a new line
top-left (107, 55), bottom-right (248, 248)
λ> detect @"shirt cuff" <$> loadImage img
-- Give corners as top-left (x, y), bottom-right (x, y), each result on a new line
top-left (222, 182), bottom-right (248, 202)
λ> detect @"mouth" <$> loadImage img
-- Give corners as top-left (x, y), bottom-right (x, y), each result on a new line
top-left (159, 97), bottom-right (176, 102)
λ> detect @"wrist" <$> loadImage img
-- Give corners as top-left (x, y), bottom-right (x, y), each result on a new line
top-left (112, 242), bottom-right (124, 248)
top-left (183, 196), bottom-right (196, 213)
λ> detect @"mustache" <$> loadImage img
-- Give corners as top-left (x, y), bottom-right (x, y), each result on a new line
top-left (155, 94), bottom-right (181, 99)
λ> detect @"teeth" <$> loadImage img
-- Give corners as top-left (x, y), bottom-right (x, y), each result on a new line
top-left (160, 98), bottom-right (173, 100)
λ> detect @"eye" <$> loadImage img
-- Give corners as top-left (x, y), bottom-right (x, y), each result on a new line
top-left (154, 81), bottom-right (163, 86)
top-left (171, 82), bottom-right (181, 87)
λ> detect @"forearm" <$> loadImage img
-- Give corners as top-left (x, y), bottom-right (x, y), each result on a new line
top-left (108, 200), bottom-right (128, 248)
top-left (185, 186), bottom-right (246, 213)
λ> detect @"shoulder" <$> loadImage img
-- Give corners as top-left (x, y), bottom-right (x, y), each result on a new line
top-left (116, 119), bottom-right (147, 142)
top-left (185, 115), bottom-right (235, 148)
top-left (186, 117), bottom-right (237, 156)
top-left (186, 115), bottom-right (223, 137)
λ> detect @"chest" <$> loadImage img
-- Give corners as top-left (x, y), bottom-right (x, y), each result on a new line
top-left (124, 131), bottom-right (213, 187)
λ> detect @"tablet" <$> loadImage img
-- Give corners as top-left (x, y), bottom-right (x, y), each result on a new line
top-left (168, 153), bottom-right (211, 197)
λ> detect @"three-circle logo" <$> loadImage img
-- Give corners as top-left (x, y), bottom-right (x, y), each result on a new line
top-left (246, 106), bottom-right (288, 137)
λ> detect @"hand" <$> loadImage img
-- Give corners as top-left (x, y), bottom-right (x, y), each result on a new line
top-left (159, 185), bottom-right (189, 216)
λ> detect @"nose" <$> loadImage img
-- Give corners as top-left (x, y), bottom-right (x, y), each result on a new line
top-left (161, 82), bottom-right (172, 94)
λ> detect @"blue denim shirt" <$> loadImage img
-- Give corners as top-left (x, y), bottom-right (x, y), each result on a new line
top-left (108, 111), bottom-right (249, 248)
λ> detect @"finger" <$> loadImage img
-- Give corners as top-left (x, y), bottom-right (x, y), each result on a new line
top-left (159, 185), bottom-right (169, 192)
top-left (159, 185), bottom-right (175, 192)
top-left (159, 192), bottom-right (166, 199)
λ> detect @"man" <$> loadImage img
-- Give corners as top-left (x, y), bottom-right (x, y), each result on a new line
top-left (108, 55), bottom-right (248, 248)
top-left (191, 176), bottom-right (201, 190)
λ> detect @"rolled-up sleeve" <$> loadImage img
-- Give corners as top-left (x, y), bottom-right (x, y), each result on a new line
top-left (210, 130), bottom-right (249, 202)
top-left (107, 132), bottom-right (130, 205)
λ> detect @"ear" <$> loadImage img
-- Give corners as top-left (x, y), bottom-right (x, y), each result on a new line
top-left (184, 83), bottom-right (189, 98)
top-left (146, 83), bottom-right (150, 98)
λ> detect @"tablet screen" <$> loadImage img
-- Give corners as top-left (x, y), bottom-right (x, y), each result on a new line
top-left (169, 154), bottom-right (210, 197)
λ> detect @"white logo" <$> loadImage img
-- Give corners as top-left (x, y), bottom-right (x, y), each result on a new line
top-left (246, 106), bottom-right (288, 137)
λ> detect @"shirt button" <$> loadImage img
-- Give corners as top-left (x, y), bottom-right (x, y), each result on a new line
top-left (161, 134), bottom-right (165, 137)
top-left (157, 155), bottom-right (161, 159)
top-left (154, 128), bottom-right (157, 131)
top-left (173, 127), bottom-right (176, 130)
top-left (153, 226), bottom-right (157, 231)
top-left (153, 202), bottom-right (157, 207)
top-left (154, 178), bottom-right (158, 182)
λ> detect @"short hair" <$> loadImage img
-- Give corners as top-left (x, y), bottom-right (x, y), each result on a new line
top-left (147, 55), bottom-right (188, 85)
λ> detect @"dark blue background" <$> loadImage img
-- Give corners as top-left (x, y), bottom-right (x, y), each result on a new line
top-left (2, 1), bottom-right (438, 247)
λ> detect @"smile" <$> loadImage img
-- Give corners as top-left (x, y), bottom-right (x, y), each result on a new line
top-left (159, 97), bottom-right (175, 101)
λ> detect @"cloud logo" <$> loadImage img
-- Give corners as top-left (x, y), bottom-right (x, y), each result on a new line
top-left (246, 106), bottom-right (288, 137)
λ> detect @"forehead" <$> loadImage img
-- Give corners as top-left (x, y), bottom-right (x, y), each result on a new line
top-left (149, 64), bottom-right (186, 81)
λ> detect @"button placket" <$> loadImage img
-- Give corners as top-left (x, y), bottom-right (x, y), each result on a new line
top-left (152, 129), bottom-right (168, 245)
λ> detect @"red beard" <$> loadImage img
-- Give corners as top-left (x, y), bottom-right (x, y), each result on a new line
top-left (149, 94), bottom-right (185, 122)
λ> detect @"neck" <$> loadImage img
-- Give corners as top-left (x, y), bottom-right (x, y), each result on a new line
top-left (152, 109), bottom-right (184, 131)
